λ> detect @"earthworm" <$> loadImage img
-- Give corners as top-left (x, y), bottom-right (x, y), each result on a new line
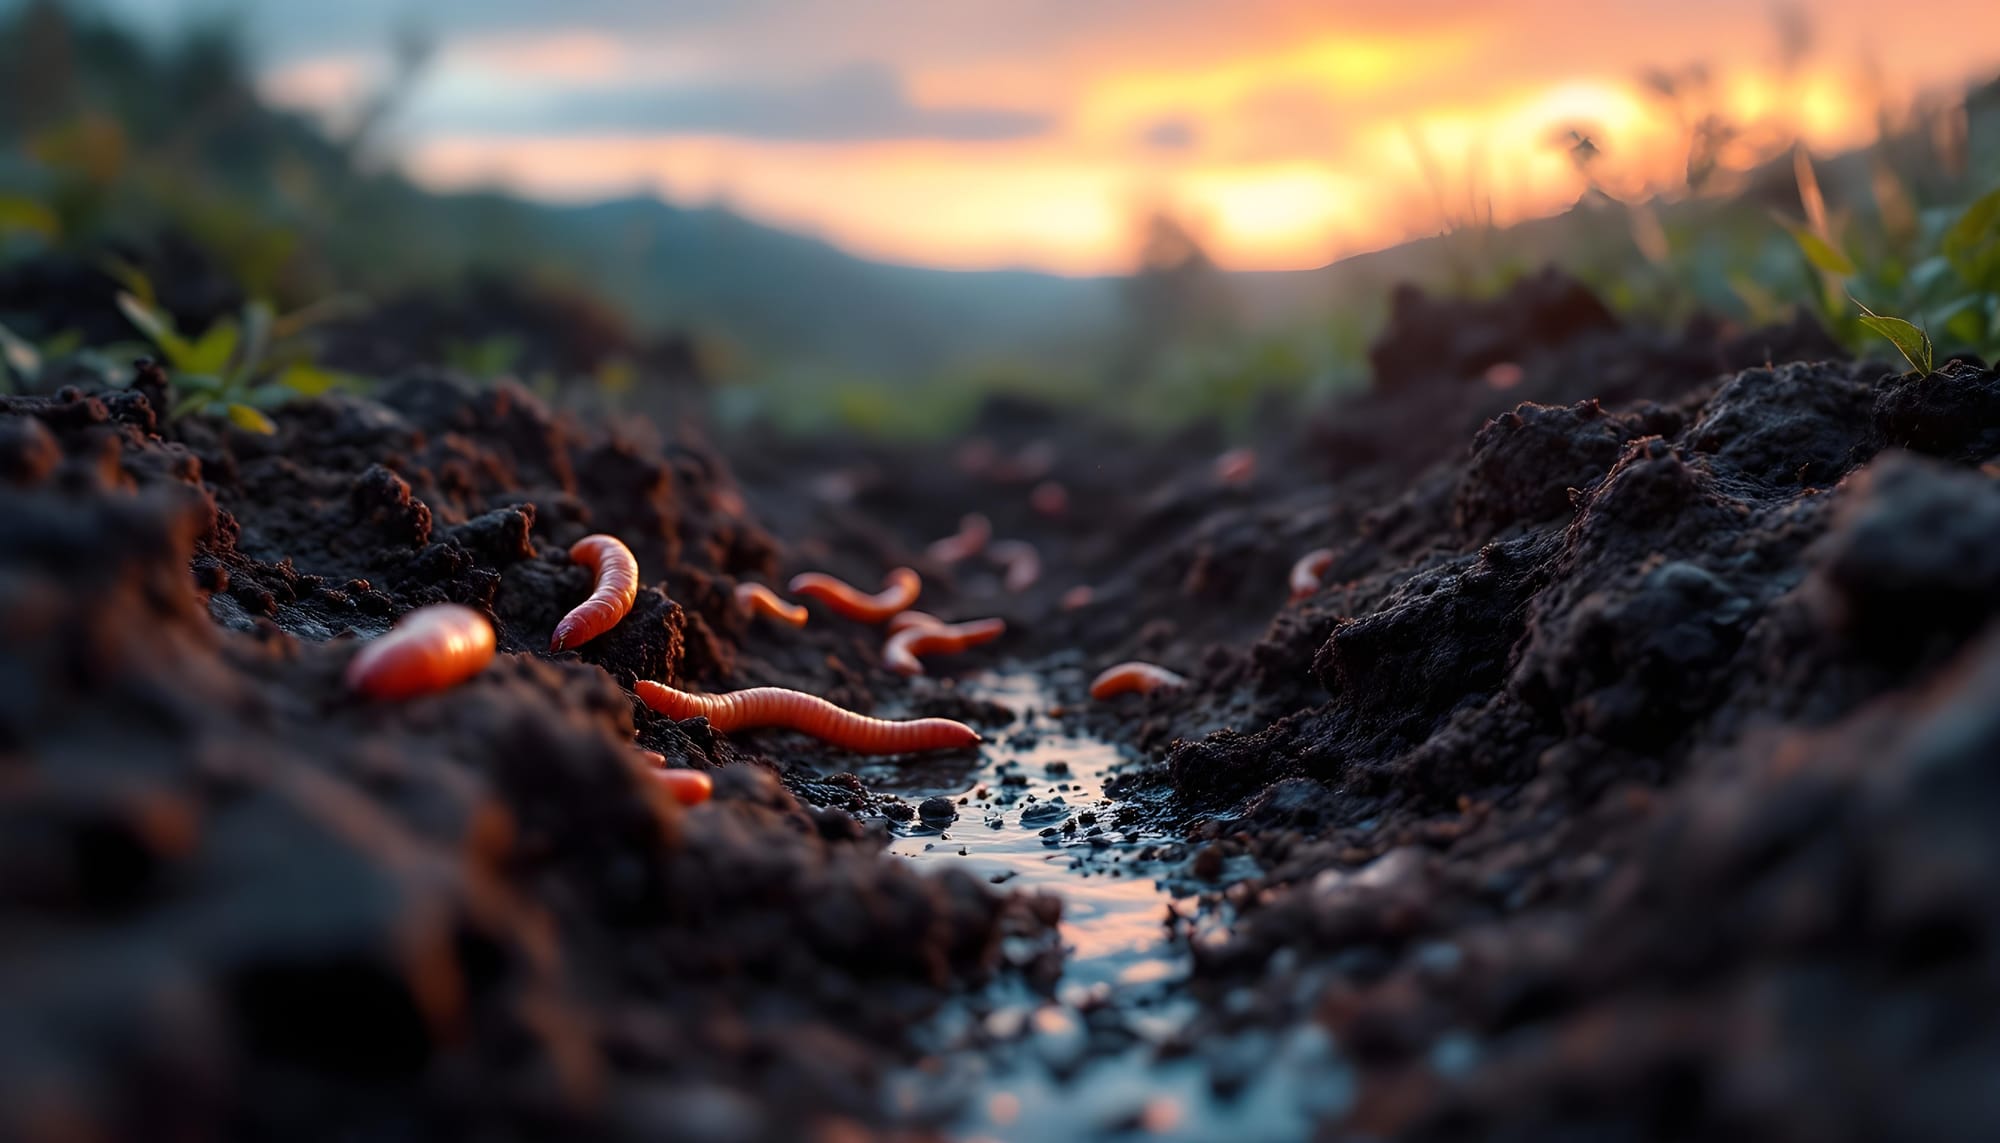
top-left (1061, 585), bottom-right (1095, 611)
top-left (1031, 480), bottom-right (1069, 517)
top-left (787, 567), bottom-right (921, 624)
top-left (633, 749), bottom-right (712, 805)
top-left (552, 534), bottom-right (639, 651)
top-left (882, 617), bottom-right (1006, 676)
top-left (652, 769), bottom-right (714, 806)
top-left (735, 582), bottom-right (808, 627)
top-left (1289, 548), bottom-right (1335, 600)
top-left (988, 539), bottom-right (1040, 592)
top-left (636, 682), bottom-right (980, 753)
top-left (346, 603), bottom-right (496, 700)
top-left (926, 513), bottom-right (991, 564)
top-left (1089, 661), bottom-right (1189, 701)
top-left (1214, 448), bottom-right (1256, 485)
top-left (887, 609), bottom-right (947, 634)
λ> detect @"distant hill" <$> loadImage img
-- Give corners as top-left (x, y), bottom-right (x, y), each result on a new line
top-left (535, 197), bottom-right (1121, 376)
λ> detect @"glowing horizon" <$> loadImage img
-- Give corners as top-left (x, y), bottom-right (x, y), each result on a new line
top-left (230, 0), bottom-right (2000, 276)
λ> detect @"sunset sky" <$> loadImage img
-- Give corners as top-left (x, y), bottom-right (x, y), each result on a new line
top-left (97, 0), bottom-right (2000, 274)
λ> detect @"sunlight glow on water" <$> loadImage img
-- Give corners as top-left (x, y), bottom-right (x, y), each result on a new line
top-left (884, 671), bottom-right (1345, 1142)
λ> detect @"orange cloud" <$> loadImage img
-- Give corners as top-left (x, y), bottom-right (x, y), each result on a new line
top-left (361, 0), bottom-right (2000, 273)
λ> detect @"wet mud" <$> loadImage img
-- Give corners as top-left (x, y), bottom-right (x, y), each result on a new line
top-left (6, 266), bottom-right (2000, 1140)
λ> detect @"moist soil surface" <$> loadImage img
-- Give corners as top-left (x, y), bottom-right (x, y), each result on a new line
top-left (6, 266), bottom-right (2000, 1141)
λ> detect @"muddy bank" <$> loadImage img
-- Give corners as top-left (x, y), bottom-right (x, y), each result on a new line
top-left (0, 364), bottom-right (1053, 1142)
top-left (726, 271), bottom-right (2000, 1139)
top-left (6, 263), bottom-right (2000, 1141)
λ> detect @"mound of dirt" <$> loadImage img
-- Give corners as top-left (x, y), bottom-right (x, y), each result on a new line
top-left (9, 260), bottom-right (2000, 1142)
top-left (0, 366), bottom-right (1051, 1142)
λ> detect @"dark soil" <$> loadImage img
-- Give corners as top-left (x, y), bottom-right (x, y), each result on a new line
top-left (7, 263), bottom-right (2000, 1141)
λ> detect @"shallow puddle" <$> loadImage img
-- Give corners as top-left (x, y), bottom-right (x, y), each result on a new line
top-left (882, 670), bottom-right (1345, 1141)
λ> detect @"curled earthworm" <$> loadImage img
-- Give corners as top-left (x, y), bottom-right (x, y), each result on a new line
top-left (1060, 585), bottom-right (1095, 611)
top-left (882, 616), bottom-right (1006, 676)
top-left (653, 769), bottom-right (714, 806)
top-left (552, 534), bottom-right (639, 651)
top-left (1289, 548), bottom-right (1335, 600)
top-left (988, 539), bottom-right (1040, 592)
top-left (888, 609), bottom-right (946, 634)
top-left (636, 682), bottom-right (980, 753)
top-left (346, 603), bottom-right (496, 700)
top-left (735, 582), bottom-right (808, 627)
top-left (926, 513), bottom-right (992, 565)
top-left (1214, 448), bottom-right (1256, 485)
top-left (1089, 661), bottom-right (1189, 701)
top-left (1030, 480), bottom-right (1069, 517)
top-left (787, 567), bottom-right (921, 624)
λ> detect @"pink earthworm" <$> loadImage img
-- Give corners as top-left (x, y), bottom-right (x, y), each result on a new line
top-left (887, 609), bottom-right (947, 634)
top-left (1289, 548), bottom-right (1335, 600)
top-left (988, 539), bottom-right (1040, 592)
top-left (926, 513), bottom-right (992, 565)
top-left (735, 582), bottom-right (808, 627)
top-left (636, 682), bottom-right (980, 754)
top-left (552, 534), bottom-right (639, 651)
top-left (1060, 585), bottom-right (1095, 611)
top-left (787, 567), bottom-right (922, 624)
top-left (346, 603), bottom-right (496, 700)
top-left (1089, 661), bottom-right (1189, 701)
top-left (1214, 448), bottom-right (1257, 485)
top-left (652, 769), bottom-right (714, 806)
top-left (882, 617), bottom-right (1006, 676)
top-left (633, 749), bottom-right (713, 805)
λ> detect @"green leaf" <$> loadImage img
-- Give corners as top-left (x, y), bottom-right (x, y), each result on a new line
top-left (275, 362), bottom-right (342, 397)
top-left (180, 319), bottom-right (240, 376)
top-left (1778, 217), bottom-right (1856, 277)
top-left (1942, 185), bottom-right (2000, 293)
top-left (1855, 301), bottom-right (1934, 374)
top-left (174, 373), bottom-right (225, 394)
top-left (0, 195), bottom-right (59, 239)
top-left (0, 321), bottom-right (42, 383)
top-left (225, 403), bottom-right (277, 435)
top-left (115, 292), bottom-right (195, 368)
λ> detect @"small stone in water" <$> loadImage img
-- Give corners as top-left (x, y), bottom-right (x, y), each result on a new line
top-left (919, 796), bottom-right (957, 824)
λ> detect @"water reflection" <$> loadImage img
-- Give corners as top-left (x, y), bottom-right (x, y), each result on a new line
top-left (883, 670), bottom-right (1182, 986)
top-left (889, 670), bottom-right (1342, 1141)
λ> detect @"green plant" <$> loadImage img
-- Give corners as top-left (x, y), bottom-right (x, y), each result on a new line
top-left (116, 286), bottom-right (356, 431)
top-left (1854, 300), bottom-right (1934, 374)
top-left (1778, 176), bottom-right (2000, 369)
